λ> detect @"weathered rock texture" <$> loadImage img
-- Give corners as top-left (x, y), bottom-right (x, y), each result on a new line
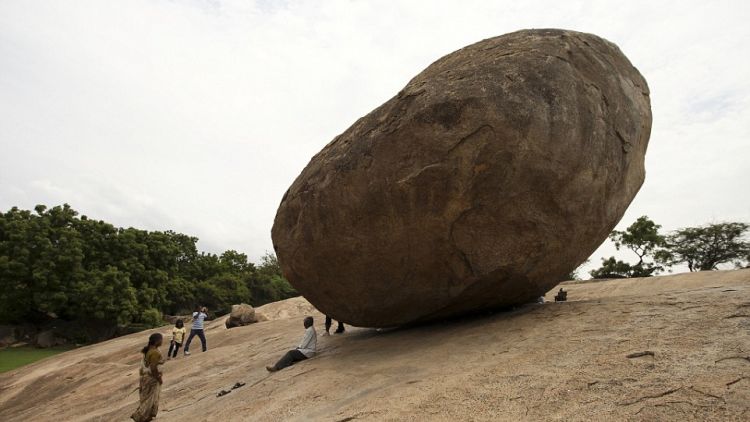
top-left (272, 28), bottom-right (652, 327)
top-left (4, 270), bottom-right (748, 422)
top-left (225, 304), bottom-right (259, 329)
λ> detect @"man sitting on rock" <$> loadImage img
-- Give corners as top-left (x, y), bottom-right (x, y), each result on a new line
top-left (266, 316), bottom-right (317, 372)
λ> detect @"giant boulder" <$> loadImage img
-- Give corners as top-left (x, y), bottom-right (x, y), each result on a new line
top-left (272, 29), bottom-right (652, 327)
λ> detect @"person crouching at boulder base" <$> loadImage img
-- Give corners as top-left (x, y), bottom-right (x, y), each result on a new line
top-left (131, 333), bottom-right (164, 422)
top-left (184, 306), bottom-right (208, 355)
top-left (167, 319), bottom-right (186, 359)
top-left (324, 315), bottom-right (345, 335)
top-left (554, 288), bottom-right (568, 302)
top-left (266, 316), bottom-right (317, 372)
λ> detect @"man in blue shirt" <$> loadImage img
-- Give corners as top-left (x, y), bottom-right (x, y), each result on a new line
top-left (184, 306), bottom-right (208, 355)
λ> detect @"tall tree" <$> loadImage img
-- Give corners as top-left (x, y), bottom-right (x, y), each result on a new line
top-left (257, 252), bottom-right (282, 277)
top-left (608, 215), bottom-right (666, 277)
top-left (590, 216), bottom-right (667, 279)
top-left (660, 222), bottom-right (749, 271)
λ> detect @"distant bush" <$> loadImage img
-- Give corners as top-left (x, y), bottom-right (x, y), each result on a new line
top-left (140, 308), bottom-right (164, 328)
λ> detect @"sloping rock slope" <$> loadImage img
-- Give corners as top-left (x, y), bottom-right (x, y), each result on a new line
top-left (0, 270), bottom-right (748, 421)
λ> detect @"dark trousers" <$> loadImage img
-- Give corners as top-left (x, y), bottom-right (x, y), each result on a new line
top-left (184, 329), bottom-right (207, 352)
top-left (167, 341), bottom-right (182, 358)
top-left (325, 316), bottom-right (345, 333)
top-left (274, 349), bottom-right (307, 370)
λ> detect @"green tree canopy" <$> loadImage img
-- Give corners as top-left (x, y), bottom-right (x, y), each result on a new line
top-left (590, 216), bottom-right (667, 279)
top-left (589, 257), bottom-right (632, 279)
top-left (589, 256), bottom-right (659, 279)
top-left (610, 216), bottom-right (666, 267)
top-left (659, 222), bottom-right (749, 271)
top-left (0, 204), bottom-right (298, 341)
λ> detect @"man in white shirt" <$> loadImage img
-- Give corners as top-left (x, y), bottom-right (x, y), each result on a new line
top-left (267, 316), bottom-right (317, 372)
top-left (184, 306), bottom-right (208, 355)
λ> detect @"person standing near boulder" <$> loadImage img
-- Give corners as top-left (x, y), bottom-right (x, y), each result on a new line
top-left (184, 306), bottom-right (208, 356)
top-left (324, 315), bottom-right (345, 335)
top-left (131, 333), bottom-right (164, 422)
top-left (167, 319), bottom-right (186, 359)
top-left (266, 316), bottom-right (317, 372)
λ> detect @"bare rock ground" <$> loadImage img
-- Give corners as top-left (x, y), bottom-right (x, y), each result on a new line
top-left (1, 270), bottom-right (748, 421)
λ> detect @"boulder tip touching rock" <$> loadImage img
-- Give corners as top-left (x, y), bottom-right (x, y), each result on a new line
top-left (272, 28), bottom-right (652, 327)
top-left (225, 304), bottom-right (259, 328)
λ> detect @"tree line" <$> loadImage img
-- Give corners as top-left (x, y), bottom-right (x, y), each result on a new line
top-left (0, 204), bottom-right (297, 335)
top-left (587, 216), bottom-right (749, 279)
top-left (2, 204), bottom-right (747, 338)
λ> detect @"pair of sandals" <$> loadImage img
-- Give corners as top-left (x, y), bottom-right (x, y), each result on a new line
top-left (216, 382), bottom-right (246, 397)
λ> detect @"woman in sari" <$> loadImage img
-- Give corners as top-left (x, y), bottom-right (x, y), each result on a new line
top-left (131, 333), bottom-right (165, 422)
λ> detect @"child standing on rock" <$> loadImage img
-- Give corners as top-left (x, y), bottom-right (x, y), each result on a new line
top-left (167, 319), bottom-right (186, 359)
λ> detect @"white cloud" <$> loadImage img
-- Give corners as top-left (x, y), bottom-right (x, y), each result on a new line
top-left (1, 0), bottom-right (748, 272)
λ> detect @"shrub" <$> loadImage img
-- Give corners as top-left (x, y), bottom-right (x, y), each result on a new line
top-left (140, 308), bottom-right (163, 328)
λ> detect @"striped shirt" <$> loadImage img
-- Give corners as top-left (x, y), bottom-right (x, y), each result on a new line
top-left (192, 312), bottom-right (207, 330)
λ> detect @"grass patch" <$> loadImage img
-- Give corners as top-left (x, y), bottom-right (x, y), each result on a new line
top-left (0, 346), bottom-right (74, 373)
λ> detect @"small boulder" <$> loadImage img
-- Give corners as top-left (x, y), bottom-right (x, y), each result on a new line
top-left (15, 324), bottom-right (38, 343)
top-left (0, 325), bottom-right (16, 347)
top-left (225, 304), bottom-right (258, 329)
top-left (36, 330), bottom-right (66, 348)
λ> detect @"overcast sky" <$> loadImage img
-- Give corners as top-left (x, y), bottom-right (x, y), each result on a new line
top-left (1, 0), bottom-right (748, 276)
